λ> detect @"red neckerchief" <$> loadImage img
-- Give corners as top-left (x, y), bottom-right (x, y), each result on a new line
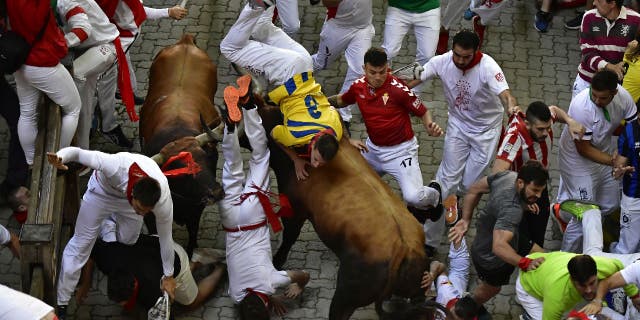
top-left (161, 152), bottom-right (202, 177)
top-left (326, 6), bottom-right (338, 20)
top-left (567, 310), bottom-right (590, 320)
top-left (455, 51), bottom-right (483, 74)
top-left (123, 277), bottom-right (139, 311)
top-left (245, 288), bottom-right (269, 307)
top-left (113, 37), bottom-right (138, 121)
top-left (126, 163), bottom-right (149, 204)
top-left (234, 184), bottom-right (294, 233)
top-left (306, 128), bottom-right (337, 157)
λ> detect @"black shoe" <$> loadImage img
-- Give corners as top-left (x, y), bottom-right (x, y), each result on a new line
top-left (57, 305), bottom-right (68, 320)
top-left (424, 244), bottom-right (437, 258)
top-left (564, 12), bottom-right (583, 30)
top-left (426, 181), bottom-right (444, 222)
top-left (102, 125), bottom-right (133, 149)
top-left (309, 0), bottom-right (320, 4)
top-left (343, 121), bottom-right (351, 137)
top-left (407, 205), bottom-right (428, 224)
top-left (219, 106), bottom-right (236, 134)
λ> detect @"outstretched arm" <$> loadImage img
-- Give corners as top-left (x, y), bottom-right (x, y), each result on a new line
top-left (549, 105), bottom-right (585, 139)
top-left (327, 94), bottom-right (346, 108)
top-left (276, 142), bottom-right (310, 180)
top-left (420, 110), bottom-right (443, 137)
top-left (498, 89), bottom-right (520, 116)
top-left (448, 177), bottom-right (490, 244)
top-left (284, 270), bottom-right (310, 299)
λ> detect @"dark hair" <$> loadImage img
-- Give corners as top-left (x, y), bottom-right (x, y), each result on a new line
top-left (132, 176), bottom-right (161, 207)
top-left (454, 295), bottom-right (480, 320)
top-left (238, 293), bottom-right (270, 320)
top-left (612, 0), bottom-right (624, 8)
top-left (364, 47), bottom-right (388, 67)
top-left (526, 101), bottom-right (552, 123)
top-left (452, 30), bottom-right (480, 51)
top-left (315, 134), bottom-right (339, 162)
top-left (591, 70), bottom-right (618, 92)
top-left (568, 255), bottom-right (598, 284)
top-left (517, 160), bottom-right (549, 186)
top-left (107, 269), bottom-right (135, 303)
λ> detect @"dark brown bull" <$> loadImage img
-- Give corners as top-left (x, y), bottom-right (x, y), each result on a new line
top-left (254, 103), bottom-right (428, 320)
top-left (139, 34), bottom-right (221, 255)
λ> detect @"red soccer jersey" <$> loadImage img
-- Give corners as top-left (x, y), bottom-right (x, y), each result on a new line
top-left (496, 112), bottom-right (554, 171)
top-left (341, 74), bottom-right (427, 146)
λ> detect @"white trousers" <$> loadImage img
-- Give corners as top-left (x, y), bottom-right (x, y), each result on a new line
top-left (219, 108), bottom-right (271, 228)
top-left (612, 195), bottom-right (640, 254)
top-left (57, 175), bottom-right (143, 305)
top-left (582, 209), bottom-right (640, 267)
top-left (516, 274), bottom-right (543, 320)
top-left (221, 4), bottom-right (311, 87)
top-left (441, 0), bottom-right (470, 30)
top-left (362, 137), bottom-right (439, 210)
top-left (424, 120), bottom-right (501, 248)
top-left (470, 0), bottom-right (509, 26)
top-left (94, 36), bottom-right (136, 133)
top-left (312, 21), bottom-right (374, 122)
top-left (383, 6), bottom-right (440, 66)
top-left (558, 165), bottom-right (621, 252)
top-left (572, 74), bottom-right (590, 99)
top-left (14, 64), bottom-right (81, 165)
top-left (275, 0), bottom-right (300, 36)
top-left (73, 43), bottom-right (117, 149)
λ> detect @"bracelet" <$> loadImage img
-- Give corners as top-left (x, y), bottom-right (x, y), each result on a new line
top-left (518, 257), bottom-right (532, 271)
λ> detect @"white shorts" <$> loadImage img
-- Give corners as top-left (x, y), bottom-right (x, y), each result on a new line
top-left (174, 242), bottom-right (198, 305)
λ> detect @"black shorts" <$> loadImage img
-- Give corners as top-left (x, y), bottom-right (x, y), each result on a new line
top-left (471, 253), bottom-right (516, 287)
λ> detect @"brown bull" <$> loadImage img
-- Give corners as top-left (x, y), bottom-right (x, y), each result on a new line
top-left (255, 104), bottom-right (428, 320)
top-left (139, 34), bottom-right (221, 255)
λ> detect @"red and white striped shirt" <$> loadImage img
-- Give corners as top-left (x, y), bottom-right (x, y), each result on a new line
top-left (496, 112), bottom-right (554, 171)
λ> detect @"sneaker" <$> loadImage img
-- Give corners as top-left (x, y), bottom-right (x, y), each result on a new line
top-left (472, 15), bottom-right (486, 48)
top-left (534, 11), bottom-right (552, 32)
top-left (236, 75), bottom-right (256, 109)
top-left (57, 305), bottom-right (68, 320)
top-left (436, 30), bottom-right (449, 55)
top-left (218, 106), bottom-right (236, 134)
top-left (564, 12), bottom-right (584, 30)
top-left (444, 194), bottom-right (460, 228)
top-left (463, 8), bottom-right (477, 21)
top-left (559, 199), bottom-right (600, 220)
top-left (191, 248), bottom-right (227, 265)
top-left (551, 202), bottom-right (568, 232)
top-left (101, 125), bottom-right (133, 149)
top-left (247, 0), bottom-right (275, 9)
top-left (426, 181), bottom-right (444, 222)
top-left (223, 86), bottom-right (242, 123)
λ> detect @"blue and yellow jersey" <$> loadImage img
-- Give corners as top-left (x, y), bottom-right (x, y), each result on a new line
top-left (268, 71), bottom-right (343, 147)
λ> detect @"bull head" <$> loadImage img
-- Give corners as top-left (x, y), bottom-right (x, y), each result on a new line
top-left (150, 118), bottom-right (224, 165)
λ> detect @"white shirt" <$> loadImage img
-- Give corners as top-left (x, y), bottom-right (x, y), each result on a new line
top-left (58, 0), bottom-right (118, 49)
top-left (421, 51), bottom-right (509, 133)
top-left (621, 260), bottom-right (640, 286)
top-left (0, 225), bottom-right (10, 245)
top-left (328, 0), bottom-right (373, 29)
top-left (0, 284), bottom-right (54, 319)
top-left (57, 147), bottom-right (175, 276)
top-left (559, 85), bottom-right (638, 173)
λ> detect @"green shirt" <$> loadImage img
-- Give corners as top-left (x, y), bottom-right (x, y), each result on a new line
top-left (519, 252), bottom-right (639, 320)
top-left (387, 0), bottom-right (439, 13)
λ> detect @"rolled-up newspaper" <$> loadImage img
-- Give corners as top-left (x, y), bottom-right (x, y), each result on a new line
top-left (179, 0), bottom-right (187, 7)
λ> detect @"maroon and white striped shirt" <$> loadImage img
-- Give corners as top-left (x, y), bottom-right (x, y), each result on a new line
top-left (496, 113), bottom-right (554, 171)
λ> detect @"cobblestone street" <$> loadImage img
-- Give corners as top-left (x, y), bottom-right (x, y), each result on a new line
top-left (0, 0), bottom-right (584, 318)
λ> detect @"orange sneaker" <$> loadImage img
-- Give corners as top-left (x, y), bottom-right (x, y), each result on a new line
top-left (444, 194), bottom-right (459, 228)
top-left (551, 202), bottom-right (568, 232)
top-left (223, 86), bottom-right (242, 123)
top-left (236, 75), bottom-right (252, 97)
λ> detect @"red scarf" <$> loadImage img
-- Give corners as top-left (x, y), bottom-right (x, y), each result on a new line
top-left (306, 128), bottom-right (336, 157)
top-left (455, 51), bottom-right (483, 74)
top-left (122, 277), bottom-right (139, 311)
top-left (235, 184), bottom-right (294, 233)
top-left (126, 152), bottom-right (202, 203)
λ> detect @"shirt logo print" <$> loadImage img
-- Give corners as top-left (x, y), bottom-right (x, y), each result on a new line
top-left (454, 79), bottom-right (471, 111)
top-left (495, 72), bottom-right (505, 82)
top-left (621, 24), bottom-right (630, 37)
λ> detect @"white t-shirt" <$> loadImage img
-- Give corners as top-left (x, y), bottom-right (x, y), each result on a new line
top-left (620, 260), bottom-right (640, 286)
top-left (0, 284), bottom-right (54, 319)
top-left (0, 224), bottom-right (10, 245)
top-left (559, 85), bottom-right (638, 173)
top-left (421, 51), bottom-right (509, 133)
top-left (329, 0), bottom-right (373, 29)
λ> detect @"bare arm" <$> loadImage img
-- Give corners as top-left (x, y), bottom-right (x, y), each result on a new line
top-left (549, 105), bottom-right (585, 139)
top-left (492, 229), bottom-right (545, 270)
top-left (498, 89), bottom-right (519, 115)
top-left (491, 158), bottom-right (512, 174)
top-left (276, 141), bottom-right (310, 180)
top-left (327, 94), bottom-right (346, 108)
top-left (581, 272), bottom-right (627, 315)
top-left (574, 139), bottom-right (614, 166)
top-left (284, 270), bottom-right (310, 299)
top-left (420, 111), bottom-right (443, 137)
top-left (448, 177), bottom-right (490, 244)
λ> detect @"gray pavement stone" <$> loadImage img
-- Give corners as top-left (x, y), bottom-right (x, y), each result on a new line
top-left (0, 0), bottom-right (590, 318)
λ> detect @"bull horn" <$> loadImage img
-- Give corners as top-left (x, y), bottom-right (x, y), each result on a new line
top-left (151, 153), bottom-right (165, 165)
top-left (199, 114), bottom-right (223, 143)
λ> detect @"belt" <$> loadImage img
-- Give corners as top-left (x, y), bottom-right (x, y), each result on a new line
top-left (223, 220), bottom-right (267, 232)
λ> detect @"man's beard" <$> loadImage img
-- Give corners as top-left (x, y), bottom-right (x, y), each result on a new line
top-left (519, 188), bottom-right (538, 205)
